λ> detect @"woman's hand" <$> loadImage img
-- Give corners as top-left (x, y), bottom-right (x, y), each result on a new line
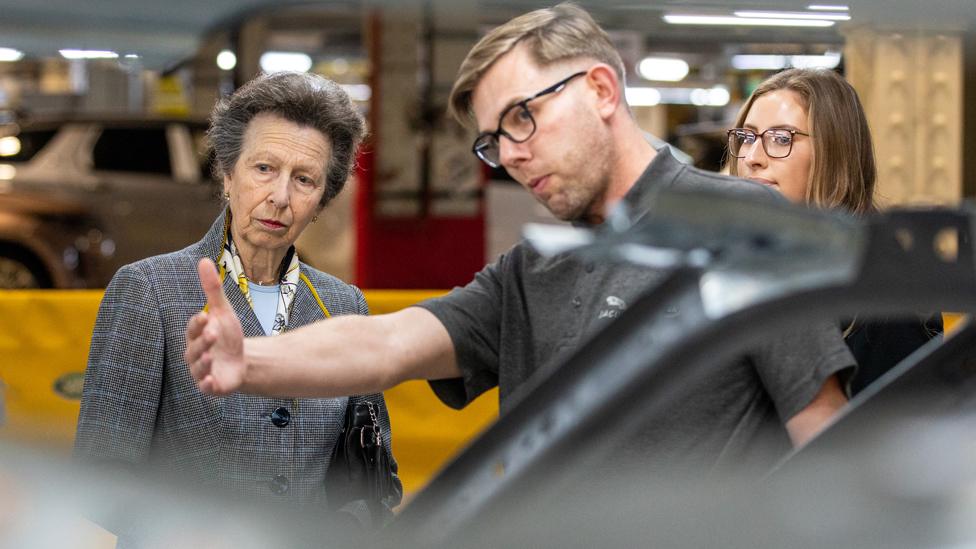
top-left (185, 258), bottom-right (246, 395)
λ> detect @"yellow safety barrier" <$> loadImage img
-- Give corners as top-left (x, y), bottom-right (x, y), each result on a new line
top-left (0, 288), bottom-right (961, 498)
top-left (944, 312), bottom-right (966, 335)
top-left (0, 289), bottom-right (498, 496)
top-left (364, 290), bottom-right (500, 494)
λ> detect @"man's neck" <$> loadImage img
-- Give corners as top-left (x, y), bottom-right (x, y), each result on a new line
top-left (587, 125), bottom-right (658, 225)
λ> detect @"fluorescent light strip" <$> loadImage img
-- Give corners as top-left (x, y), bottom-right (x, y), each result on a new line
top-left (0, 137), bottom-right (21, 157)
top-left (731, 53), bottom-right (841, 70)
top-left (734, 10), bottom-right (851, 21)
top-left (626, 86), bottom-right (729, 107)
top-left (791, 53), bottom-right (842, 69)
top-left (663, 14), bottom-right (835, 27)
top-left (259, 51), bottom-right (312, 73)
top-left (340, 84), bottom-right (371, 102)
top-left (808, 4), bottom-right (849, 11)
top-left (59, 49), bottom-right (118, 60)
top-left (637, 57), bottom-right (689, 82)
top-left (625, 87), bottom-right (661, 106)
top-left (732, 55), bottom-right (788, 70)
top-left (690, 87), bottom-right (730, 107)
top-left (0, 47), bottom-right (24, 62)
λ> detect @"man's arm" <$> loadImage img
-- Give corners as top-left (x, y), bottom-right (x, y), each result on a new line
top-left (186, 258), bottom-right (460, 397)
top-left (784, 374), bottom-right (847, 447)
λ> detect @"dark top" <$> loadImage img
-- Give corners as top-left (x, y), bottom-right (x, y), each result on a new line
top-left (845, 314), bottom-right (943, 394)
top-left (418, 149), bottom-right (856, 471)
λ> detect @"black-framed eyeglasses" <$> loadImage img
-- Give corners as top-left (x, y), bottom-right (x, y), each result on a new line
top-left (472, 71), bottom-right (588, 168)
top-left (727, 128), bottom-right (811, 159)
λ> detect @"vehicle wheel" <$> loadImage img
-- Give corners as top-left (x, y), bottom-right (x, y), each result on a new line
top-left (0, 249), bottom-right (51, 289)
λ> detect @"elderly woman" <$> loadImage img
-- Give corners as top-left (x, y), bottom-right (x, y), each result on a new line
top-left (727, 68), bottom-right (942, 393)
top-left (74, 72), bottom-right (400, 535)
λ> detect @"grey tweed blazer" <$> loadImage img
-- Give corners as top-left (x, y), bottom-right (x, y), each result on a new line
top-left (75, 209), bottom-right (400, 510)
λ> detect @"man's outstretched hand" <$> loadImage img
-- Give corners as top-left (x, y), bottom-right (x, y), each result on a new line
top-left (185, 258), bottom-right (246, 395)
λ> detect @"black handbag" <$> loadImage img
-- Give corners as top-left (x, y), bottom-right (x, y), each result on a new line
top-left (325, 401), bottom-right (399, 520)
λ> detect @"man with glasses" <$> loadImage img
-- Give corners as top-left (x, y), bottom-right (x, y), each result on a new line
top-left (187, 3), bottom-right (853, 471)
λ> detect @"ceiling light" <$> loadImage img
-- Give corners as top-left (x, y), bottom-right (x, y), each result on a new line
top-left (808, 4), bottom-right (849, 11)
top-left (689, 87), bottom-right (730, 107)
top-left (625, 87), bottom-right (662, 106)
top-left (118, 54), bottom-right (141, 70)
top-left (731, 52), bottom-right (842, 71)
top-left (637, 57), bottom-right (689, 82)
top-left (731, 55), bottom-right (789, 70)
top-left (651, 86), bottom-right (729, 106)
top-left (734, 10), bottom-right (851, 21)
top-left (663, 14), bottom-right (835, 27)
top-left (216, 49), bottom-right (237, 71)
top-left (711, 87), bottom-right (732, 106)
top-left (0, 48), bottom-right (24, 62)
top-left (0, 136), bottom-right (20, 157)
top-left (340, 84), bottom-right (371, 102)
top-left (59, 49), bottom-right (119, 60)
top-left (790, 52), bottom-right (842, 69)
top-left (259, 52), bottom-right (312, 73)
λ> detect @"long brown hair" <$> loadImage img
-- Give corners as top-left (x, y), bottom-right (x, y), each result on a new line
top-left (728, 68), bottom-right (876, 214)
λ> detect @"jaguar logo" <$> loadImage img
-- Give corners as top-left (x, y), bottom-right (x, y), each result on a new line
top-left (599, 295), bottom-right (628, 319)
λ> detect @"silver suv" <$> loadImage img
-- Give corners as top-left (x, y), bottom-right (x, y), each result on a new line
top-left (0, 114), bottom-right (221, 288)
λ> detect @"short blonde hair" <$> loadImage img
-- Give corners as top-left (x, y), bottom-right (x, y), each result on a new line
top-left (728, 68), bottom-right (876, 214)
top-left (448, 3), bottom-right (625, 126)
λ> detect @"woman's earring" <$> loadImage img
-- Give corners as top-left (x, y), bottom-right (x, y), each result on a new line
top-left (223, 191), bottom-right (230, 199)
top-left (312, 215), bottom-right (319, 223)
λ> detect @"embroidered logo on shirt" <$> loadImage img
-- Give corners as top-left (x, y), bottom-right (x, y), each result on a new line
top-left (598, 296), bottom-right (627, 319)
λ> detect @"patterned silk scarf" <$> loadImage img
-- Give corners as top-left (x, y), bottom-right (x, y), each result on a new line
top-left (218, 229), bottom-right (301, 336)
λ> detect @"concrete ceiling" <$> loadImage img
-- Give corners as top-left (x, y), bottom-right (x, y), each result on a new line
top-left (0, 0), bottom-right (973, 70)
top-left (0, 0), bottom-right (355, 69)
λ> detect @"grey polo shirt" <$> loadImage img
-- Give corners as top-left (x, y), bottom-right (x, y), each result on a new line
top-left (417, 149), bottom-right (854, 468)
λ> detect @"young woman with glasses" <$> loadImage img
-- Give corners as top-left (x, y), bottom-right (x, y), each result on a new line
top-left (726, 67), bottom-right (942, 394)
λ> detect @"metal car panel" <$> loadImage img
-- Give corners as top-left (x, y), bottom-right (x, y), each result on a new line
top-left (394, 190), bottom-right (976, 546)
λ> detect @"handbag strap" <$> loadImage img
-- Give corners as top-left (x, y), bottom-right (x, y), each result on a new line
top-left (366, 401), bottom-right (380, 441)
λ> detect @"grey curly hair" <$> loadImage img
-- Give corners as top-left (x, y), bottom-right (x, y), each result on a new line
top-left (208, 71), bottom-right (365, 206)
